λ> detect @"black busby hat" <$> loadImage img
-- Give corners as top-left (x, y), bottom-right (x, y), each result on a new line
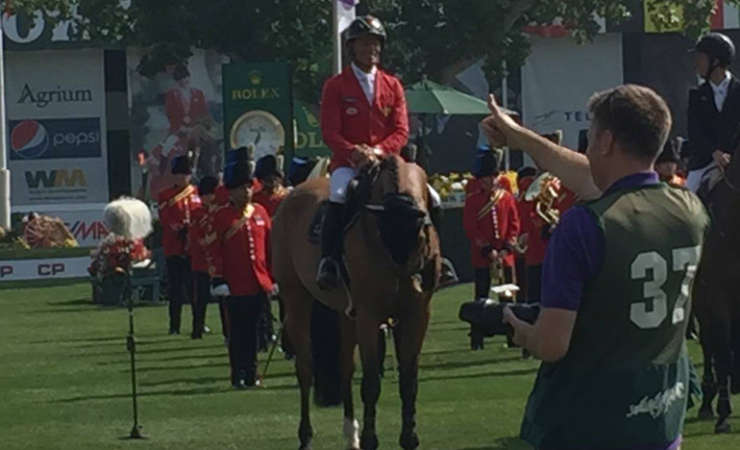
top-left (171, 154), bottom-right (192, 175)
top-left (472, 146), bottom-right (502, 178)
top-left (656, 139), bottom-right (680, 164)
top-left (254, 154), bottom-right (283, 181)
top-left (198, 176), bottom-right (219, 196)
top-left (224, 146), bottom-right (255, 189)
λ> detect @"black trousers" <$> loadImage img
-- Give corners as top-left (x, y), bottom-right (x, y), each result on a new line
top-left (526, 264), bottom-right (543, 304)
top-left (192, 271), bottom-right (211, 337)
top-left (227, 294), bottom-right (263, 385)
top-left (166, 255), bottom-right (191, 332)
top-left (474, 268), bottom-right (491, 300)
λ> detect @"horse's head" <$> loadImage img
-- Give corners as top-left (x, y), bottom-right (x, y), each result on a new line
top-left (364, 155), bottom-right (435, 273)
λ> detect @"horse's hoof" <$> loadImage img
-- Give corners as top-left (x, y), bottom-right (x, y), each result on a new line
top-left (698, 405), bottom-right (715, 421)
top-left (715, 419), bottom-right (731, 434)
top-left (400, 431), bottom-right (420, 449)
top-left (360, 432), bottom-right (379, 450)
top-left (731, 380), bottom-right (740, 395)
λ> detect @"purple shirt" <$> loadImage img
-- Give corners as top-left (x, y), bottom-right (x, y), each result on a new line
top-left (540, 171), bottom-right (680, 450)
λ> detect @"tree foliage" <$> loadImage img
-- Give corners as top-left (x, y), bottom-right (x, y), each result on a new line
top-left (3, 0), bottom-right (734, 102)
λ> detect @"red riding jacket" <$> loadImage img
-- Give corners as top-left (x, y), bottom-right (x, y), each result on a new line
top-left (320, 65), bottom-right (408, 171)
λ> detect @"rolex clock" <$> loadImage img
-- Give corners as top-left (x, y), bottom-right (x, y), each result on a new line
top-left (229, 110), bottom-right (285, 159)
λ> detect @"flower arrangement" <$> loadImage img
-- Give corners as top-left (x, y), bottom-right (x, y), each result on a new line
top-left (429, 172), bottom-right (473, 204)
top-left (89, 234), bottom-right (151, 278)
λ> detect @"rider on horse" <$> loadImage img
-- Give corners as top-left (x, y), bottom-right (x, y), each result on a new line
top-left (317, 15), bottom-right (409, 290)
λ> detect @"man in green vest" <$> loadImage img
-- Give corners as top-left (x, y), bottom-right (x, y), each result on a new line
top-left (481, 85), bottom-right (709, 450)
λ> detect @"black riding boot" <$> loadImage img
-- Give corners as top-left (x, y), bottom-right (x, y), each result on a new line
top-left (316, 202), bottom-right (344, 290)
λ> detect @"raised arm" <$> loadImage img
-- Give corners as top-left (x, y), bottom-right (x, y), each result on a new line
top-left (481, 95), bottom-right (601, 201)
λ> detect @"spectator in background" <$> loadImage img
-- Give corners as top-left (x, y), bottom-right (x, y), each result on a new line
top-left (655, 139), bottom-right (686, 188)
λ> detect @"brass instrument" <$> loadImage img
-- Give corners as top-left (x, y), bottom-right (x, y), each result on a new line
top-left (524, 172), bottom-right (562, 226)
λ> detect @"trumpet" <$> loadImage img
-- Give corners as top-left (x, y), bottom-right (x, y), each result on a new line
top-left (524, 172), bottom-right (562, 226)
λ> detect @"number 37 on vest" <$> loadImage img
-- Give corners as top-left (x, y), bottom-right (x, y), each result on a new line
top-left (630, 245), bottom-right (701, 329)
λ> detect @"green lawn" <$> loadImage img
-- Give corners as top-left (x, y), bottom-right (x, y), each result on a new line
top-left (0, 281), bottom-right (738, 449)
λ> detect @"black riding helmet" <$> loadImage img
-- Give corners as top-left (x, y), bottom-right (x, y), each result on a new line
top-left (693, 32), bottom-right (736, 79)
top-left (346, 15), bottom-right (387, 46)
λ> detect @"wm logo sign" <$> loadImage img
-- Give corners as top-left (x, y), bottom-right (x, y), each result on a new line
top-left (25, 169), bottom-right (87, 188)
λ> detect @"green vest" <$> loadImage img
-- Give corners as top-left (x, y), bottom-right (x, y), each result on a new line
top-left (521, 184), bottom-right (709, 449)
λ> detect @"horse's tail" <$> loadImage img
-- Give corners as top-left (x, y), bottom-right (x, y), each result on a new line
top-left (311, 300), bottom-right (342, 407)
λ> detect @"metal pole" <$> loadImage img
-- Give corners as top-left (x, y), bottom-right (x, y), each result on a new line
top-left (126, 290), bottom-right (144, 439)
top-left (332, 1), bottom-right (342, 76)
top-left (501, 61), bottom-right (510, 172)
top-left (0, 25), bottom-right (11, 229)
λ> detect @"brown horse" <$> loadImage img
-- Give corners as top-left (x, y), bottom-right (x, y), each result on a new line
top-left (692, 147), bottom-right (740, 433)
top-left (272, 154), bottom-right (441, 450)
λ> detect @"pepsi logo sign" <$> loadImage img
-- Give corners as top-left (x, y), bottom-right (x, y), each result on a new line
top-left (11, 120), bottom-right (49, 159)
top-left (8, 118), bottom-right (102, 161)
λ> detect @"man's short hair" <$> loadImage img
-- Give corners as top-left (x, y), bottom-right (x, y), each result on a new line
top-left (588, 84), bottom-right (671, 162)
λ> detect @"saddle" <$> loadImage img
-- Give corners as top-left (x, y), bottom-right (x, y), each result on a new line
top-left (308, 164), bottom-right (381, 246)
top-left (697, 165), bottom-right (724, 201)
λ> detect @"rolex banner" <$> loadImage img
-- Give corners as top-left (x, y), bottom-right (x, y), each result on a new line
top-left (222, 63), bottom-right (293, 164)
top-left (4, 49), bottom-right (108, 206)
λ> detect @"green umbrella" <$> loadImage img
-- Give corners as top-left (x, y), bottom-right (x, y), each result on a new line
top-left (405, 78), bottom-right (516, 171)
top-left (405, 78), bottom-right (515, 115)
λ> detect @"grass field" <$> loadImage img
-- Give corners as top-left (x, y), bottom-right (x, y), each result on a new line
top-left (1, 281), bottom-right (739, 449)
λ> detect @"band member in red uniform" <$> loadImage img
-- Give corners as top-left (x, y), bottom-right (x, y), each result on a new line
top-left (252, 154), bottom-right (289, 217)
top-left (209, 147), bottom-right (277, 389)
top-left (463, 148), bottom-right (520, 301)
top-left (317, 14), bottom-right (409, 289)
top-left (204, 183), bottom-right (232, 341)
top-left (158, 155), bottom-right (200, 334)
top-left (188, 176), bottom-right (219, 339)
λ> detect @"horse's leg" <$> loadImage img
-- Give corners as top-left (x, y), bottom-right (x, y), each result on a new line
top-left (699, 322), bottom-right (717, 420)
top-left (284, 287), bottom-right (315, 449)
top-left (394, 303), bottom-right (430, 450)
top-left (340, 316), bottom-right (360, 450)
top-left (731, 318), bottom-right (740, 394)
top-left (357, 312), bottom-right (381, 450)
top-left (712, 315), bottom-right (733, 433)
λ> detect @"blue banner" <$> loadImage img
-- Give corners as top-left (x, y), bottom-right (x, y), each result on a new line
top-left (8, 118), bottom-right (102, 160)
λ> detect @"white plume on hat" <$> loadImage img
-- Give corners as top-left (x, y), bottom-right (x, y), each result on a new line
top-left (103, 197), bottom-right (153, 239)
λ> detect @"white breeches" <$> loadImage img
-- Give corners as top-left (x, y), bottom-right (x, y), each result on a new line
top-left (329, 167), bottom-right (357, 203)
top-left (686, 162), bottom-right (715, 193)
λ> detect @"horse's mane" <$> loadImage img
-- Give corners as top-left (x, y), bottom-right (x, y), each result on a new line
top-left (380, 155), bottom-right (400, 193)
top-left (372, 156), bottom-right (428, 266)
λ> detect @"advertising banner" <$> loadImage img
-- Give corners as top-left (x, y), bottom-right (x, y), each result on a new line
top-left (5, 49), bottom-right (108, 206)
top-left (127, 48), bottom-right (227, 201)
top-left (521, 34), bottom-right (623, 151)
top-left (222, 62), bottom-right (293, 164)
top-left (0, 257), bottom-right (90, 281)
top-left (294, 101), bottom-right (330, 159)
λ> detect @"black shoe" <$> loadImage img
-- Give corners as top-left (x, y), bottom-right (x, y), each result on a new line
top-left (169, 329), bottom-right (180, 335)
top-left (316, 257), bottom-right (340, 290)
top-left (191, 332), bottom-right (202, 339)
top-left (232, 380), bottom-right (247, 390)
